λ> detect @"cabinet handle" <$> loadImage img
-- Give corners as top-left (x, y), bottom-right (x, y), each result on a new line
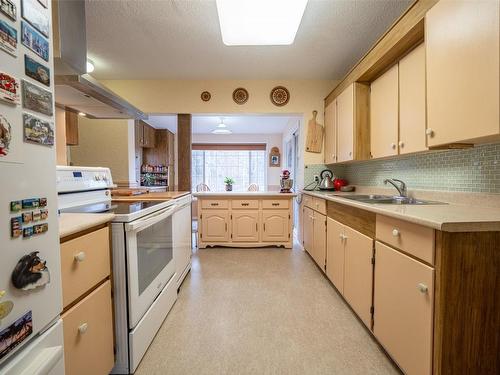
top-left (391, 143), bottom-right (397, 150)
top-left (348, 151), bottom-right (352, 156)
top-left (256, 223), bottom-right (258, 231)
top-left (242, 203), bottom-right (249, 206)
top-left (417, 283), bottom-right (428, 293)
top-left (426, 128), bottom-right (434, 137)
top-left (225, 223), bottom-right (228, 231)
top-left (272, 203), bottom-right (279, 206)
top-left (78, 323), bottom-right (88, 334)
top-left (210, 203), bottom-right (219, 206)
top-left (263, 223), bottom-right (266, 231)
top-left (399, 141), bottom-right (404, 148)
top-left (392, 229), bottom-right (400, 237)
top-left (74, 251), bottom-right (86, 262)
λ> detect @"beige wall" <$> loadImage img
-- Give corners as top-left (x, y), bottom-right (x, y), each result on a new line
top-left (102, 79), bottom-right (337, 186)
top-left (69, 117), bottom-right (135, 185)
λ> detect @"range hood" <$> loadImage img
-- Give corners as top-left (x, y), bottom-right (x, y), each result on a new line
top-left (52, 0), bottom-right (146, 120)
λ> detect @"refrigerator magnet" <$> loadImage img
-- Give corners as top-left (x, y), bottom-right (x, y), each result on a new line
top-left (10, 217), bottom-right (22, 238)
top-left (32, 211), bottom-right (41, 222)
top-left (22, 198), bottom-right (39, 209)
top-left (11, 251), bottom-right (50, 290)
top-left (39, 209), bottom-right (48, 220)
top-left (22, 227), bottom-right (33, 238)
top-left (10, 201), bottom-right (22, 212)
top-left (33, 223), bottom-right (47, 234)
top-left (22, 211), bottom-right (32, 223)
top-left (0, 310), bottom-right (33, 361)
top-left (0, 114), bottom-right (12, 157)
top-left (0, 300), bottom-right (14, 322)
top-left (39, 197), bottom-right (47, 207)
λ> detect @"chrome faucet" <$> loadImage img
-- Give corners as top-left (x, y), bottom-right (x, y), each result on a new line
top-left (384, 178), bottom-right (407, 197)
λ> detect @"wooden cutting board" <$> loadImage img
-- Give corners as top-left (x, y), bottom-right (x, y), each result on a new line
top-left (111, 188), bottom-right (149, 196)
top-left (306, 110), bottom-right (324, 153)
top-left (112, 191), bottom-right (190, 201)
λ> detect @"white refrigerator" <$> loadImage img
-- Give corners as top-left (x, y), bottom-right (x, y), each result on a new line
top-left (0, 0), bottom-right (64, 373)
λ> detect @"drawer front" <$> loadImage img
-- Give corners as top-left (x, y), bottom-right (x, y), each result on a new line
top-left (231, 199), bottom-right (259, 209)
top-left (313, 197), bottom-right (327, 215)
top-left (60, 226), bottom-right (110, 308)
top-left (62, 280), bottom-right (114, 375)
top-left (262, 199), bottom-right (289, 209)
top-left (376, 215), bottom-right (434, 264)
top-left (201, 199), bottom-right (228, 209)
top-left (303, 194), bottom-right (314, 209)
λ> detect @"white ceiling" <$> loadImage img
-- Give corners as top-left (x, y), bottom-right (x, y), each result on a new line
top-left (85, 0), bottom-right (412, 80)
top-left (145, 114), bottom-right (299, 134)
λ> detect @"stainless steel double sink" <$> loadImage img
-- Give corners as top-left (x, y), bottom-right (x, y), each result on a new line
top-left (326, 194), bottom-right (446, 205)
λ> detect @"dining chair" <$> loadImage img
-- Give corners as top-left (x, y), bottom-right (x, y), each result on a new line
top-left (247, 183), bottom-right (259, 191)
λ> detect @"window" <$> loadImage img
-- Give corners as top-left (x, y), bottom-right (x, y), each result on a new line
top-left (192, 145), bottom-right (266, 191)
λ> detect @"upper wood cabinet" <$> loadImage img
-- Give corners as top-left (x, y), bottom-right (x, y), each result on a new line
top-left (336, 83), bottom-right (370, 163)
top-left (426, 0), bottom-right (500, 146)
top-left (324, 99), bottom-right (337, 164)
top-left (136, 121), bottom-right (156, 148)
top-left (65, 111), bottom-right (79, 145)
top-left (370, 64), bottom-right (399, 158)
top-left (399, 43), bottom-right (426, 154)
top-left (374, 241), bottom-right (434, 375)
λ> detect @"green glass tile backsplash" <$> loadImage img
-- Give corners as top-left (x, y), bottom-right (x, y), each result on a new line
top-left (305, 143), bottom-right (500, 193)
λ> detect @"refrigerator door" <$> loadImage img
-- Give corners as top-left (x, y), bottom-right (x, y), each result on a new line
top-left (0, 319), bottom-right (64, 375)
top-left (0, 0), bottom-right (62, 367)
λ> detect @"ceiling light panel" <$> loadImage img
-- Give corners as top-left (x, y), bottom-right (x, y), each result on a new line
top-left (216, 0), bottom-right (308, 46)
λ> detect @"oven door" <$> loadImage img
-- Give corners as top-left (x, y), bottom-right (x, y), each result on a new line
top-left (124, 204), bottom-right (177, 329)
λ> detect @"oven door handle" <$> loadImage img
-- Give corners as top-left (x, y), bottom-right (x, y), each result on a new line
top-left (125, 204), bottom-right (177, 232)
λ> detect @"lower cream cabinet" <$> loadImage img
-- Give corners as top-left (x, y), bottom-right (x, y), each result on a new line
top-left (326, 218), bottom-right (345, 293)
top-left (332, 222), bottom-right (374, 328)
top-left (262, 210), bottom-right (290, 242)
top-left (62, 280), bottom-right (114, 375)
top-left (312, 212), bottom-right (326, 270)
top-left (200, 210), bottom-right (230, 242)
top-left (232, 211), bottom-right (259, 242)
top-left (303, 206), bottom-right (314, 255)
top-left (374, 242), bottom-right (434, 375)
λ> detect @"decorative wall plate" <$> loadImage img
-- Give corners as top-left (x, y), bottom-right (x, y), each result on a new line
top-left (232, 87), bottom-right (248, 105)
top-left (200, 91), bottom-right (211, 102)
top-left (270, 86), bottom-right (290, 106)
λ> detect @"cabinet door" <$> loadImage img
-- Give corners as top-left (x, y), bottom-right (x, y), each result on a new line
top-left (399, 43), bottom-right (427, 154)
top-left (426, 0), bottom-right (499, 146)
top-left (233, 211), bottom-right (259, 242)
top-left (262, 210), bottom-right (289, 242)
top-left (324, 99), bottom-right (337, 164)
top-left (201, 210), bottom-right (229, 242)
top-left (374, 242), bottom-right (434, 375)
top-left (65, 111), bottom-right (79, 145)
top-left (337, 84), bottom-right (354, 162)
top-left (62, 280), bottom-right (114, 375)
top-left (370, 64), bottom-right (399, 158)
top-left (326, 218), bottom-right (345, 294)
top-left (312, 212), bottom-right (326, 271)
top-left (148, 126), bottom-right (156, 148)
top-left (135, 121), bottom-right (143, 147)
top-left (343, 225), bottom-right (373, 328)
top-left (303, 207), bottom-right (314, 255)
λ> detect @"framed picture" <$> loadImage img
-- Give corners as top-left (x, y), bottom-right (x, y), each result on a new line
top-left (0, 19), bottom-right (17, 56)
top-left (269, 146), bottom-right (281, 167)
top-left (21, 21), bottom-right (48, 61)
top-left (21, 80), bottom-right (53, 116)
top-left (0, 0), bottom-right (17, 21)
top-left (21, 0), bottom-right (49, 37)
top-left (0, 71), bottom-right (20, 104)
top-left (23, 113), bottom-right (54, 146)
top-left (24, 55), bottom-right (50, 86)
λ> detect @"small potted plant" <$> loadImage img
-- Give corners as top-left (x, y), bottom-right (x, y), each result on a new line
top-left (224, 177), bottom-right (235, 191)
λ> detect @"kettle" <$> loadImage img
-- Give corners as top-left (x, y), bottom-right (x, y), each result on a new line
top-left (319, 169), bottom-right (335, 190)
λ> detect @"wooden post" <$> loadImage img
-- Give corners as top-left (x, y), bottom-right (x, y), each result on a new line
top-left (177, 114), bottom-right (192, 191)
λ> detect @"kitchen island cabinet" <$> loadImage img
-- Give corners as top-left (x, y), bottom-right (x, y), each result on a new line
top-left (193, 192), bottom-right (296, 248)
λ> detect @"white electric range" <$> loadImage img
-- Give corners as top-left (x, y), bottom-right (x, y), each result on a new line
top-left (56, 166), bottom-right (191, 374)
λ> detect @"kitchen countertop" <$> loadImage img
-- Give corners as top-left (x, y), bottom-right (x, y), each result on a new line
top-left (59, 213), bottom-right (115, 239)
top-left (302, 190), bottom-right (500, 232)
top-left (193, 192), bottom-right (297, 197)
top-left (112, 191), bottom-right (190, 201)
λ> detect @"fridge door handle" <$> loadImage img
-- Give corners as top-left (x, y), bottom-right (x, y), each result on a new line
top-left (19, 345), bottom-right (63, 375)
